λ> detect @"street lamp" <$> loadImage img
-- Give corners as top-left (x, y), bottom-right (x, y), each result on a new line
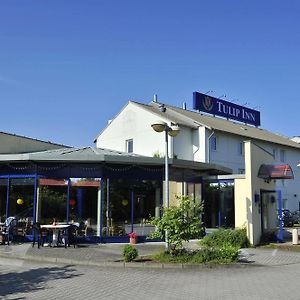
top-left (151, 121), bottom-right (180, 248)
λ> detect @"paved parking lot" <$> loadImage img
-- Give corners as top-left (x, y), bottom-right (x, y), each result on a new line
top-left (1, 254), bottom-right (300, 300)
top-left (2, 241), bottom-right (300, 299)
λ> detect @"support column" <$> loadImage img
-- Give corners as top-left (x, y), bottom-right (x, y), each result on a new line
top-left (5, 177), bottom-right (10, 219)
top-left (131, 190), bottom-right (134, 233)
top-left (277, 189), bottom-right (283, 242)
top-left (182, 182), bottom-right (187, 196)
top-left (97, 179), bottom-right (102, 237)
top-left (155, 187), bottom-right (161, 218)
top-left (66, 178), bottom-right (71, 223)
top-left (106, 178), bottom-right (110, 236)
top-left (35, 184), bottom-right (40, 223)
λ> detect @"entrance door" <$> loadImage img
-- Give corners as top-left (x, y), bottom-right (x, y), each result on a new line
top-left (260, 191), bottom-right (277, 234)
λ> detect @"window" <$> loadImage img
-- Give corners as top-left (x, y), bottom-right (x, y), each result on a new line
top-left (280, 149), bottom-right (285, 162)
top-left (125, 139), bottom-right (133, 153)
top-left (272, 148), bottom-right (277, 159)
top-left (238, 142), bottom-right (244, 156)
top-left (210, 136), bottom-right (217, 151)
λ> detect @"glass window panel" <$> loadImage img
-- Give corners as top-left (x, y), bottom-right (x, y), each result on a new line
top-left (238, 142), bottom-right (244, 156)
top-left (126, 139), bottom-right (133, 153)
top-left (39, 178), bottom-right (67, 224)
top-left (210, 136), bottom-right (217, 151)
top-left (203, 181), bottom-right (234, 228)
top-left (105, 179), bottom-right (157, 237)
top-left (9, 178), bottom-right (34, 221)
top-left (70, 178), bottom-right (99, 235)
top-left (280, 149), bottom-right (285, 162)
top-left (0, 179), bottom-right (7, 222)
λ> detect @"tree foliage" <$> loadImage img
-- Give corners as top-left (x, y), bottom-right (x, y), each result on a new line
top-left (149, 195), bottom-right (204, 253)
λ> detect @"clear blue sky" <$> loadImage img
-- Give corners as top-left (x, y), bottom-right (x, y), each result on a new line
top-left (0, 1), bottom-right (299, 147)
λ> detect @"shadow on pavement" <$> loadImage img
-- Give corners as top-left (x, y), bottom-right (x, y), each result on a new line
top-left (0, 265), bottom-right (82, 298)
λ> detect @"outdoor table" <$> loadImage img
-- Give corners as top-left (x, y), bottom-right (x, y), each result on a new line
top-left (40, 224), bottom-right (71, 246)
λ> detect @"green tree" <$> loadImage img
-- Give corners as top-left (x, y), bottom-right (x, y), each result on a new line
top-left (149, 195), bottom-right (204, 254)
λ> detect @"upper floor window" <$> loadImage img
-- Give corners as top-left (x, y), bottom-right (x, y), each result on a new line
top-left (238, 142), bottom-right (244, 156)
top-left (280, 149), bottom-right (285, 162)
top-left (210, 136), bottom-right (217, 151)
top-left (272, 148), bottom-right (277, 159)
top-left (126, 139), bottom-right (133, 153)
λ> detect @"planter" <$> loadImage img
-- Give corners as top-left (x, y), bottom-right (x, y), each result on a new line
top-left (130, 237), bottom-right (137, 244)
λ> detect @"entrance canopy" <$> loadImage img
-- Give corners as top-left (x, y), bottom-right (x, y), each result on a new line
top-left (258, 163), bottom-right (294, 180)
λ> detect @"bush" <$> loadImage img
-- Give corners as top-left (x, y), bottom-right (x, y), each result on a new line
top-left (151, 245), bottom-right (239, 264)
top-left (148, 195), bottom-right (204, 253)
top-left (200, 228), bottom-right (249, 249)
top-left (122, 244), bottom-right (138, 262)
top-left (193, 245), bottom-right (239, 263)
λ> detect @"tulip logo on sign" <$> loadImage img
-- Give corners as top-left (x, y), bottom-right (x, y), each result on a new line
top-left (203, 96), bottom-right (213, 111)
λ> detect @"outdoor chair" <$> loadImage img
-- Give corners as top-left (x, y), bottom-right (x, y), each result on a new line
top-left (67, 225), bottom-right (78, 248)
top-left (32, 222), bottom-right (41, 248)
top-left (1, 217), bottom-right (18, 245)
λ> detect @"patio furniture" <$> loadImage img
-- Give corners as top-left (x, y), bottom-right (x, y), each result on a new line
top-left (40, 224), bottom-right (78, 247)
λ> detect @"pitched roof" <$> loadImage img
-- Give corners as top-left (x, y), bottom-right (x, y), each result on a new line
top-left (130, 100), bottom-right (300, 149)
top-left (0, 131), bottom-right (68, 148)
top-left (0, 146), bottom-right (231, 175)
top-left (0, 146), bottom-right (143, 162)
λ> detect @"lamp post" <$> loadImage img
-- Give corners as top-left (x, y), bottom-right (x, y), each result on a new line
top-left (151, 121), bottom-right (180, 248)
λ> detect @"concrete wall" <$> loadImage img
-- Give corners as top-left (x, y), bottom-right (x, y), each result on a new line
top-left (234, 141), bottom-right (276, 245)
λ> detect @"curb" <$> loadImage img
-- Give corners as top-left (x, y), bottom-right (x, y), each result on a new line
top-left (0, 251), bottom-right (264, 270)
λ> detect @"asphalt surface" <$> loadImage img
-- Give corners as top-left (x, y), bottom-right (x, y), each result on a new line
top-left (1, 243), bottom-right (300, 300)
top-left (0, 244), bottom-right (300, 300)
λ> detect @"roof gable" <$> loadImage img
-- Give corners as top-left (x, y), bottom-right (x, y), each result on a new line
top-left (131, 101), bottom-right (300, 149)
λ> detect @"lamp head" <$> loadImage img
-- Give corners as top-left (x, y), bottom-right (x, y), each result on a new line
top-left (151, 121), bottom-right (167, 133)
top-left (168, 125), bottom-right (180, 137)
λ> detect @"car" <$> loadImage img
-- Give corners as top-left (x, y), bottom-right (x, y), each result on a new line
top-left (291, 210), bottom-right (300, 224)
top-left (281, 209), bottom-right (294, 227)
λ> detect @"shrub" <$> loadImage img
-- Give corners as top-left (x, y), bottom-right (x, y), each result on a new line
top-left (200, 228), bottom-right (249, 249)
top-left (151, 245), bottom-right (239, 264)
top-left (193, 245), bottom-right (239, 263)
top-left (148, 195), bottom-right (204, 253)
top-left (122, 244), bottom-right (138, 262)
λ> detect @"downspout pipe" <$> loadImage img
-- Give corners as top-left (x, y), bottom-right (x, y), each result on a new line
top-left (207, 129), bottom-right (215, 163)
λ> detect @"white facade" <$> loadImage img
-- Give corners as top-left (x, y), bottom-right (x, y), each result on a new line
top-left (95, 100), bottom-right (300, 211)
top-left (96, 102), bottom-right (176, 158)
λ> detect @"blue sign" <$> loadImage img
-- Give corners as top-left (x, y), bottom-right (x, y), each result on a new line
top-left (193, 92), bottom-right (261, 126)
